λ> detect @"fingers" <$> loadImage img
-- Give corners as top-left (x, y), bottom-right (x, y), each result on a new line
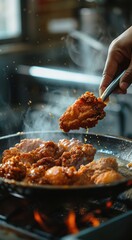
top-left (99, 48), bottom-right (120, 96)
top-left (119, 57), bottom-right (132, 91)
top-left (99, 35), bottom-right (132, 96)
top-left (99, 73), bottom-right (113, 96)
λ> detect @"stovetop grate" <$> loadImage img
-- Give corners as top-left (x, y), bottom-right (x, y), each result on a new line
top-left (0, 192), bottom-right (131, 240)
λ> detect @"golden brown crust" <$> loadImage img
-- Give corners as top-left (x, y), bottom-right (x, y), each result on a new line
top-left (0, 137), bottom-right (124, 185)
top-left (94, 170), bottom-right (123, 184)
top-left (0, 131), bottom-right (124, 186)
top-left (0, 138), bottom-right (96, 184)
top-left (59, 91), bottom-right (106, 132)
top-left (77, 157), bottom-right (123, 185)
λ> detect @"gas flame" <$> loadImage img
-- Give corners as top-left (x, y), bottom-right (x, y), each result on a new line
top-left (34, 210), bottom-right (50, 232)
top-left (65, 210), bottom-right (101, 234)
top-left (65, 211), bottom-right (79, 234)
top-left (82, 213), bottom-right (100, 227)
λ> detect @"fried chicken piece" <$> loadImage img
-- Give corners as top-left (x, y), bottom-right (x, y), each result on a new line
top-left (74, 165), bottom-right (93, 185)
top-left (44, 166), bottom-right (78, 185)
top-left (58, 138), bottom-right (96, 169)
top-left (0, 157), bottom-right (26, 181)
top-left (15, 138), bottom-right (45, 152)
top-left (59, 91), bottom-right (106, 132)
top-left (77, 157), bottom-right (123, 185)
top-left (60, 144), bottom-right (96, 169)
top-left (43, 157), bottom-right (123, 186)
top-left (2, 138), bottom-right (45, 164)
top-left (25, 157), bottom-right (60, 184)
top-left (94, 170), bottom-right (123, 184)
top-left (89, 157), bottom-right (118, 172)
top-left (44, 165), bottom-right (93, 186)
top-left (2, 139), bottom-right (61, 165)
top-left (58, 138), bottom-right (82, 151)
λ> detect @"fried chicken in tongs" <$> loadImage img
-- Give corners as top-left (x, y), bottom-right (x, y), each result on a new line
top-left (59, 91), bottom-right (106, 132)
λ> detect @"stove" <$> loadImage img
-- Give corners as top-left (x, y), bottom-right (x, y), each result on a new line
top-left (0, 190), bottom-right (131, 240)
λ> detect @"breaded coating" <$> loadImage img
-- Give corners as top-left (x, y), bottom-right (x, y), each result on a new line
top-left (59, 138), bottom-right (96, 169)
top-left (59, 91), bottom-right (106, 132)
top-left (77, 157), bottom-right (123, 185)
top-left (44, 166), bottom-right (78, 185)
top-left (0, 138), bottom-right (96, 183)
top-left (94, 170), bottom-right (123, 184)
top-left (43, 157), bottom-right (123, 186)
top-left (0, 138), bottom-right (124, 186)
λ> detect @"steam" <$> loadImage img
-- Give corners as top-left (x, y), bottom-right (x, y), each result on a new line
top-left (23, 89), bottom-right (78, 133)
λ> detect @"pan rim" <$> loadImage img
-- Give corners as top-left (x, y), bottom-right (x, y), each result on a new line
top-left (0, 130), bottom-right (132, 143)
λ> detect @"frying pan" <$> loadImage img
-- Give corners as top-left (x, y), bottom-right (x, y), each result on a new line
top-left (0, 131), bottom-right (132, 203)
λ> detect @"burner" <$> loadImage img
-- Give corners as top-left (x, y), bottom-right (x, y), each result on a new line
top-left (0, 191), bottom-right (131, 240)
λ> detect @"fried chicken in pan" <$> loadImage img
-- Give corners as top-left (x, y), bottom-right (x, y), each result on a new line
top-left (94, 170), bottom-right (123, 184)
top-left (0, 138), bottom-right (124, 186)
top-left (43, 157), bottom-right (123, 186)
top-left (59, 139), bottom-right (96, 169)
top-left (59, 91), bottom-right (106, 132)
top-left (44, 166), bottom-right (78, 185)
top-left (2, 139), bottom-right (63, 165)
top-left (0, 138), bottom-right (96, 183)
top-left (77, 157), bottom-right (123, 185)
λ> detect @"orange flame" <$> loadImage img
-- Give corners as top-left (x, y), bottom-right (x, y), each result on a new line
top-left (82, 213), bottom-right (100, 227)
top-left (65, 211), bottom-right (79, 234)
top-left (106, 201), bottom-right (113, 208)
top-left (34, 210), bottom-right (50, 232)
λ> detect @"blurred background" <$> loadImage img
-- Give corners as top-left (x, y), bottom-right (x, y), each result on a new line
top-left (0, 0), bottom-right (132, 138)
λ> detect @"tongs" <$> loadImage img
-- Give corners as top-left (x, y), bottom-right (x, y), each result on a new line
top-left (100, 71), bottom-right (125, 101)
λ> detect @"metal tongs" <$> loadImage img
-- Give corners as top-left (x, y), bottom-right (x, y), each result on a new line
top-left (100, 71), bottom-right (125, 101)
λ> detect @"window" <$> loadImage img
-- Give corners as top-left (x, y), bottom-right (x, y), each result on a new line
top-left (0, 0), bottom-right (21, 40)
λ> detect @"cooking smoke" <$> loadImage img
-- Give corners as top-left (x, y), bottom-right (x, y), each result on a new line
top-left (23, 89), bottom-right (82, 133)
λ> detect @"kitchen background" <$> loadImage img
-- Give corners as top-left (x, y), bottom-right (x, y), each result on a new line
top-left (0, 0), bottom-right (132, 138)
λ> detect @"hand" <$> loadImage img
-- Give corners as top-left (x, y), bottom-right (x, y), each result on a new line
top-left (99, 26), bottom-right (132, 96)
